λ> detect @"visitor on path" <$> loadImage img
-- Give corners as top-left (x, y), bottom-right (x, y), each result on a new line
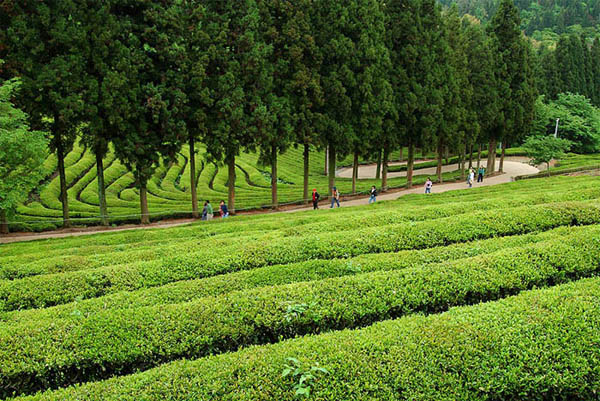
top-left (468, 168), bottom-right (475, 188)
top-left (312, 189), bottom-right (320, 210)
top-left (201, 201), bottom-right (208, 221)
top-left (331, 187), bottom-right (341, 208)
top-left (219, 200), bottom-right (229, 218)
top-left (477, 166), bottom-right (485, 182)
top-left (425, 178), bottom-right (433, 194)
top-left (369, 186), bottom-right (377, 204)
top-left (205, 200), bottom-right (214, 220)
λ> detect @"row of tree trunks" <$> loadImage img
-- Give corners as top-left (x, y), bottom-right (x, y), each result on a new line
top-left (44, 138), bottom-right (507, 231)
top-left (375, 150), bottom-right (382, 180)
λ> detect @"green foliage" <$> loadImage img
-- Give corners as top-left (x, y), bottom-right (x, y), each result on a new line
top-left (281, 357), bottom-right (329, 397)
top-left (533, 93), bottom-right (600, 153)
top-left (523, 134), bottom-right (572, 170)
top-left (0, 76), bottom-right (48, 217)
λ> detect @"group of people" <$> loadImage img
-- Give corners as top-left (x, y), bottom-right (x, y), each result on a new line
top-left (467, 166), bottom-right (486, 188)
top-left (311, 185), bottom-right (379, 210)
top-left (424, 165), bottom-right (486, 193)
top-left (201, 200), bottom-right (229, 220)
top-left (311, 187), bottom-right (342, 209)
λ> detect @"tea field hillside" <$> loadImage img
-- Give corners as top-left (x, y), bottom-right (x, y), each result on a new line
top-left (10, 144), bottom-right (452, 232)
top-left (1, 174), bottom-right (600, 400)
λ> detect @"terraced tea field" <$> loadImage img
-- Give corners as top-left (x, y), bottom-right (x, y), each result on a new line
top-left (2, 175), bottom-right (600, 400)
top-left (13, 144), bottom-right (445, 232)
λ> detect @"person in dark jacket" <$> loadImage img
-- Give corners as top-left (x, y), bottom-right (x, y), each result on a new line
top-left (369, 186), bottom-right (377, 204)
top-left (219, 200), bottom-right (229, 218)
top-left (312, 188), bottom-right (320, 210)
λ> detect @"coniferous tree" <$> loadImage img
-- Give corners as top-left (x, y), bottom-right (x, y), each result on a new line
top-left (591, 38), bottom-right (600, 106)
top-left (488, 0), bottom-right (536, 173)
top-left (108, 0), bottom-right (188, 224)
top-left (2, 0), bottom-right (88, 228)
top-left (202, 0), bottom-right (269, 214)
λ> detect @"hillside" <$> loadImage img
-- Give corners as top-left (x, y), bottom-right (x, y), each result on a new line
top-left (1, 175), bottom-right (600, 399)
top-left (438, 0), bottom-right (600, 35)
top-left (10, 144), bottom-right (448, 231)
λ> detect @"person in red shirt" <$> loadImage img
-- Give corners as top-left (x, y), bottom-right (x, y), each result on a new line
top-left (312, 189), bottom-right (320, 210)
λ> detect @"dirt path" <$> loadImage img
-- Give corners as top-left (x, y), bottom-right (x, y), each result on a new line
top-left (1, 158), bottom-right (538, 244)
top-left (290, 158), bottom-right (539, 211)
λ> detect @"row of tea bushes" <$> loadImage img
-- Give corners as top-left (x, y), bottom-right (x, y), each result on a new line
top-left (3, 227), bottom-right (599, 397)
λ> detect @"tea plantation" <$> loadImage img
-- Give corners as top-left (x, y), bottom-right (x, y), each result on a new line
top-left (12, 144), bottom-right (446, 232)
top-left (1, 175), bottom-right (600, 400)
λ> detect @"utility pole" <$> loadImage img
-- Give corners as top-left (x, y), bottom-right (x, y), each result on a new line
top-left (554, 118), bottom-right (560, 138)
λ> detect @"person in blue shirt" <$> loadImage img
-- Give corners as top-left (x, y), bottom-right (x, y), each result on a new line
top-left (219, 200), bottom-right (229, 218)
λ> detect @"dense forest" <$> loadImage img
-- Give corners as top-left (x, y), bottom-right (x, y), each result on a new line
top-left (438, 0), bottom-right (600, 35)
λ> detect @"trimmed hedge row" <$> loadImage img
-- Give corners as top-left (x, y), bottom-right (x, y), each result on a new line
top-left (14, 276), bottom-right (600, 401)
top-left (1, 227), bottom-right (567, 326)
top-left (3, 173), bottom-right (594, 261)
top-left (2, 200), bottom-right (600, 313)
top-left (7, 187), bottom-right (600, 281)
top-left (2, 174), bottom-right (595, 265)
top-left (3, 228), bottom-right (600, 398)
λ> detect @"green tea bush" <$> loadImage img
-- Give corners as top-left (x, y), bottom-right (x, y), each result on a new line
top-left (2, 227), bottom-right (599, 398)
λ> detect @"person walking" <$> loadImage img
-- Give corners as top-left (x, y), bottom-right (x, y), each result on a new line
top-left (205, 200), bottom-right (214, 220)
top-left (369, 186), bottom-right (377, 204)
top-left (468, 168), bottom-right (475, 188)
top-left (477, 166), bottom-right (485, 183)
top-left (312, 188), bottom-right (320, 210)
top-left (425, 177), bottom-right (433, 194)
top-left (201, 201), bottom-right (208, 221)
top-left (330, 187), bottom-right (341, 208)
top-left (219, 200), bottom-right (229, 218)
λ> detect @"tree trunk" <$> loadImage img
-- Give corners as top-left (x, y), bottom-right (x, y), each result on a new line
top-left (477, 144), bottom-right (482, 169)
top-left (303, 143), bottom-right (309, 204)
top-left (459, 147), bottom-right (466, 180)
top-left (56, 138), bottom-right (71, 228)
top-left (96, 150), bottom-right (109, 226)
top-left (228, 155), bottom-right (236, 214)
top-left (487, 138), bottom-right (497, 174)
top-left (352, 150), bottom-right (359, 194)
top-left (444, 146), bottom-right (449, 165)
top-left (0, 209), bottom-right (8, 235)
top-left (328, 144), bottom-right (336, 196)
top-left (324, 145), bottom-right (328, 175)
top-left (499, 141), bottom-right (507, 173)
top-left (382, 145), bottom-right (390, 191)
top-left (375, 150), bottom-right (382, 180)
top-left (407, 141), bottom-right (415, 188)
top-left (189, 136), bottom-right (199, 219)
top-left (436, 139), bottom-right (444, 183)
top-left (399, 147), bottom-right (403, 162)
top-left (468, 144), bottom-right (474, 169)
top-left (139, 182), bottom-right (150, 224)
top-left (271, 145), bottom-right (278, 209)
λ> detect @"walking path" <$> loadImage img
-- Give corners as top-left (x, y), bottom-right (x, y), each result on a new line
top-left (1, 158), bottom-right (538, 244)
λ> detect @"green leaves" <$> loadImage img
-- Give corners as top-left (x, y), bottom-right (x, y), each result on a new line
top-left (281, 357), bottom-right (329, 398)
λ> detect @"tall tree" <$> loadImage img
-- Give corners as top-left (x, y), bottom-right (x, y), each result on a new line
top-left (163, 0), bottom-right (211, 218)
top-left (591, 38), bottom-right (600, 106)
top-left (2, 0), bottom-right (88, 228)
top-left (108, 0), bottom-right (187, 224)
top-left (462, 17), bottom-right (499, 176)
top-left (77, 1), bottom-right (127, 226)
top-left (202, 0), bottom-right (268, 213)
top-left (0, 75), bottom-right (49, 234)
top-left (488, 0), bottom-right (536, 173)
top-left (312, 0), bottom-right (391, 195)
